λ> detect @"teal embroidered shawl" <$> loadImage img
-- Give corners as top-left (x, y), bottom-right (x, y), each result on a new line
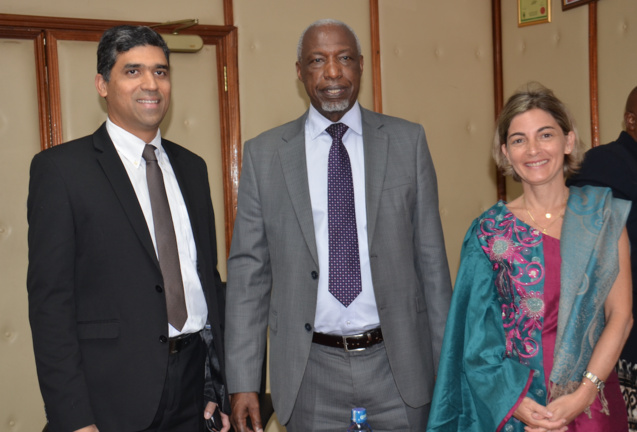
top-left (426, 186), bottom-right (630, 431)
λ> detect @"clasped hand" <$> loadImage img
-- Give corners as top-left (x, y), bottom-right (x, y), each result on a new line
top-left (514, 385), bottom-right (597, 432)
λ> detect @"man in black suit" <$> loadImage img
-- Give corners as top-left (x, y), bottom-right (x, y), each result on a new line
top-left (27, 25), bottom-right (229, 432)
top-left (568, 86), bottom-right (637, 430)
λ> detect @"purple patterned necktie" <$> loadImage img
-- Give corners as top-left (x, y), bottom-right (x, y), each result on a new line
top-left (326, 123), bottom-right (362, 307)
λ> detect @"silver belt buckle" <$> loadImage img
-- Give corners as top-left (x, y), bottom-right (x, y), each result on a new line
top-left (343, 332), bottom-right (367, 352)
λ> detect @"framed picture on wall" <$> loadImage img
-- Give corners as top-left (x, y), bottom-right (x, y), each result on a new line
top-left (518, 0), bottom-right (551, 27)
top-left (562, 0), bottom-right (596, 11)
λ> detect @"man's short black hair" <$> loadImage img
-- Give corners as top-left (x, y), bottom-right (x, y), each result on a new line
top-left (97, 25), bottom-right (170, 82)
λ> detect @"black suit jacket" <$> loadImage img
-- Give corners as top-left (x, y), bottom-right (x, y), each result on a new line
top-left (568, 131), bottom-right (637, 360)
top-left (27, 123), bottom-right (226, 432)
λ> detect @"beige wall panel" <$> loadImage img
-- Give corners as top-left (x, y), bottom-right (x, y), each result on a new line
top-left (56, 40), bottom-right (227, 279)
top-left (2, 0), bottom-right (225, 25)
top-left (501, 0), bottom-right (590, 201)
top-left (379, 0), bottom-right (496, 279)
top-left (0, 38), bottom-right (46, 431)
top-left (597, 0), bottom-right (637, 145)
top-left (162, 47), bottom-right (227, 280)
top-left (234, 0), bottom-right (372, 146)
top-left (58, 40), bottom-right (107, 141)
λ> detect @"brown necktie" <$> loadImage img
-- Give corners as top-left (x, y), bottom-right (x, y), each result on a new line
top-left (142, 144), bottom-right (188, 331)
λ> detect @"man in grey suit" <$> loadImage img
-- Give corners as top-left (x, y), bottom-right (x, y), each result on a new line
top-left (225, 19), bottom-right (452, 432)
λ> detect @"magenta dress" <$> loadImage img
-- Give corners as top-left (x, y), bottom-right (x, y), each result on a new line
top-left (542, 235), bottom-right (628, 431)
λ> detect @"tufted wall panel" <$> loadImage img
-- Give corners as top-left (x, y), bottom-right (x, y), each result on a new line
top-left (598, 0), bottom-right (637, 144)
top-left (378, 0), bottom-right (496, 280)
top-left (1, 0), bottom-right (225, 26)
top-left (0, 37), bottom-right (44, 431)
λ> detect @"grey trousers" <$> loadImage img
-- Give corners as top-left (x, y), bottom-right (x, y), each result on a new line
top-left (285, 341), bottom-right (430, 432)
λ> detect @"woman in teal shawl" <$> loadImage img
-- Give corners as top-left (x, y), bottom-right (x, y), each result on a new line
top-left (427, 83), bottom-right (633, 432)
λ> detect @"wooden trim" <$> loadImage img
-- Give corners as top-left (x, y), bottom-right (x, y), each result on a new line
top-left (34, 32), bottom-right (51, 150)
top-left (224, 0), bottom-right (234, 26)
top-left (562, 0), bottom-right (596, 11)
top-left (44, 31), bottom-right (63, 147)
top-left (0, 28), bottom-right (51, 150)
top-left (492, 0), bottom-right (506, 201)
top-left (369, 0), bottom-right (383, 113)
top-left (216, 27), bottom-right (242, 257)
top-left (588, 2), bottom-right (600, 147)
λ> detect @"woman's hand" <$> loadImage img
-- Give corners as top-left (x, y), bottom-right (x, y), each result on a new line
top-left (543, 381), bottom-right (598, 427)
top-left (513, 397), bottom-right (567, 431)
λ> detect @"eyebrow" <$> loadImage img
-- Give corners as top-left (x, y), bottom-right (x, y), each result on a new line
top-left (123, 63), bottom-right (169, 69)
top-left (306, 47), bottom-right (356, 57)
top-left (507, 125), bottom-right (557, 141)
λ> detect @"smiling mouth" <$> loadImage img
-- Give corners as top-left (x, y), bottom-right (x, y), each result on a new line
top-left (137, 99), bottom-right (160, 104)
top-left (526, 160), bottom-right (548, 167)
top-left (322, 87), bottom-right (347, 97)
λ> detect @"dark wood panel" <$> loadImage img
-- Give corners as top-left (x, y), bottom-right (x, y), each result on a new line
top-left (369, 0), bottom-right (382, 114)
top-left (589, 2), bottom-right (600, 147)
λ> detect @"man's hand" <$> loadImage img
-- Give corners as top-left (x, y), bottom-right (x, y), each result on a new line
top-left (204, 401), bottom-right (230, 432)
top-left (230, 392), bottom-right (263, 432)
top-left (513, 397), bottom-right (567, 432)
top-left (73, 426), bottom-right (99, 432)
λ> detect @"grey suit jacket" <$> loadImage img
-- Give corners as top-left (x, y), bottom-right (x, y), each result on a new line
top-left (225, 106), bottom-right (452, 424)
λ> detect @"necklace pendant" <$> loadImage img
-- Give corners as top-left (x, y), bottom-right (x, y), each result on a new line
top-left (545, 212), bottom-right (552, 219)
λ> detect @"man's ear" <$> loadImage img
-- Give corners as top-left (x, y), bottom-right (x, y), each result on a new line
top-left (625, 111), bottom-right (636, 131)
top-left (95, 74), bottom-right (108, 98)
top-left (296, 62), bottom-right (303, 82)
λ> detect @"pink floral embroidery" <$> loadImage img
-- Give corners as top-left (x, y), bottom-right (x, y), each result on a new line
top-left (520, 291), bottom-right (544, 320)
top-left (479, 205), bottom-right (545, 364)
top-left (486, 236), bottom-right (520, 263)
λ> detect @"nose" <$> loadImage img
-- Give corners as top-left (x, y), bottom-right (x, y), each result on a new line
top-left (323, 58), bottom-right (343, 80)
top-left (140, 71), bottom-right (159, 91)
top-left (526, 138), bottom-right (539, 155)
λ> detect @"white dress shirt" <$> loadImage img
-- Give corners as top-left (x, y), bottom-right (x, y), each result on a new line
top-left (106, 119), bottom-right (207, 337)
top-left (305, 102), bottom-right (381, 335)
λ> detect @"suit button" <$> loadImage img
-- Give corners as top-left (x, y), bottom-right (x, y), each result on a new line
top-left (155, 285), bottom-right (163, 293)
top-left (311, 271), bottom-right (318, 279)
top-left (159, 335), bottom-right (168, 343)
top-left (305, 323), bottom-right (312, 332)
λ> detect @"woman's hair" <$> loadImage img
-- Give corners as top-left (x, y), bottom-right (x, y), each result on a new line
top-left (493, 82), bottom-right (584, 181)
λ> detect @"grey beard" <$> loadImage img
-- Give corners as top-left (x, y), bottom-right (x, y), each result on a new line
top-left (321, 100), bottom-right (350, 113)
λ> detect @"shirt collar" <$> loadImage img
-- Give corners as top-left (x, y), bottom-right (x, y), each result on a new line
top-left (307, 101), bottom-right (362, 140)
top-left (106, 118), bottom-right (163, 166)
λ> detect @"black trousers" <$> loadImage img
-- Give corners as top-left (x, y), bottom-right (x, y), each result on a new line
top-left (143, 334), bottom-right (205, 432)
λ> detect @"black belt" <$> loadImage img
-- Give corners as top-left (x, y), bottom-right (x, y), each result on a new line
top-left (168, 331), bottom-right (199, 355)
top-left (312, 328), bottom-right (383, 351)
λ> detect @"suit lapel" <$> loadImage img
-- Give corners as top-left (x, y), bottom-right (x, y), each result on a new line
top-left (361, 108), bottom-right (388, 250)
top-left (278, 114), bottom-right (320, 266)
top-left (93, 124), bottom-right (159, 269)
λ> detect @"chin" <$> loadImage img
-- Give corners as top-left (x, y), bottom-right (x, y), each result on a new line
top-left (321, 100), bottom-right (351, 113)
